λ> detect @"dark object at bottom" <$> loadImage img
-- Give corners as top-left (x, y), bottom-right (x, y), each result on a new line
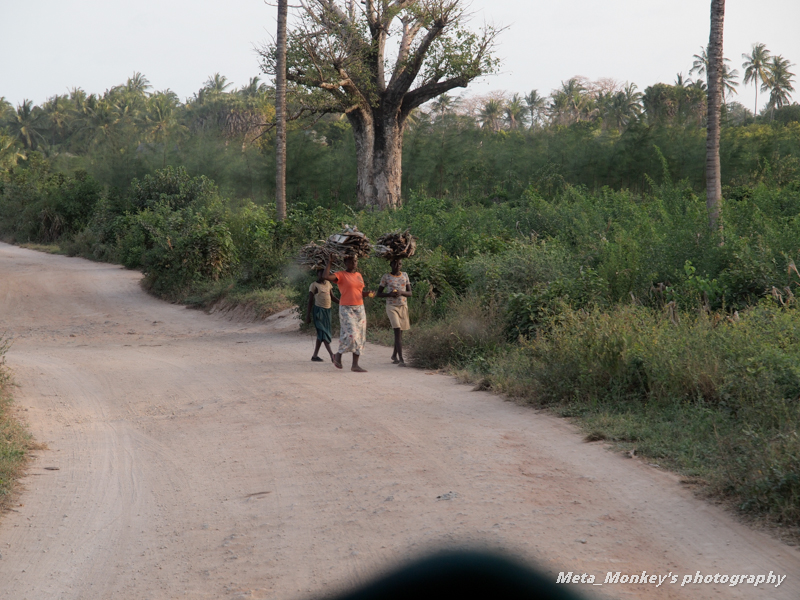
top-left (311, 356), bottom-right (324, 362)
top-left (326, 551), bottom-right (586, 600)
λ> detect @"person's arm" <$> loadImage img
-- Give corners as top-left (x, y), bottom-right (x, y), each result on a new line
top-left (376, 276), bottom-right (395, 299)
top-left (400, 273), bottom-right (412, 298)
top-left (305, 291), bottom-right (314, 324)
top-left (331, 293), bottom-right (340, 304)
top-left (320, 256), bottom-right (338, 282)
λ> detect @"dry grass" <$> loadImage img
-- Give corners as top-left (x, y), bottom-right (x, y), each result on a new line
top-left (214, 287), bottom-right (297, 320)
top-left (18, 242), bottom-right (67, 255)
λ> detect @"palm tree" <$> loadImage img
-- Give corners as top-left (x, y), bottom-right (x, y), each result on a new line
top-left (126, 72), bottom-right (152, 95)
top-left (275, 0), bottom-right (288, 221)
top-left (705, 0), bottom-right (725, 232)
top-left (240, 77), bottom-right (266, 97)
top-left (504, 94), bottom-right (527, 130)
top-left (524, 90), bottom-right (546, 128)
top-left (41, 95), bottom-right (72, 147)
top-left (204, 73), bottom-right (233, 94)
top-left (431, 94), bottom-right (458, 121)
top-left (548, 79), bottom-right (587, 126)
top-left (691, 47), bottom-right (710, 79)
top-left (7, 100), bottom-right (44, 150)
top-left (606, 83), bottom-right (643, 130)
top-left (691, 45), bottom-right (738, 104)
top-left (479, 99), bottom-right (503, 132)
top-left (763, 55), bottom-right (796, 119)
top-left (742, 43), bottom-right (772, 117)
top-left (145, 91), bottom-right (184, 167)
top-left (722, 63), bottom-right (739, 103)
top-left (0, 96), bottom-right (12, 121)
top-left (0, 130), bottom-right (26, 170)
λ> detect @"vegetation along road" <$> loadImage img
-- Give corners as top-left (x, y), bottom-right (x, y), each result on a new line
top-left (0, 242), bottom-right (798, 599)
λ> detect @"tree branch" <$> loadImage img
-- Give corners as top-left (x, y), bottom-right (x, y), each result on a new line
top-left (401, 76), bottom-right (469, 114)
top-left (387, 3), bottom-right (462, 97)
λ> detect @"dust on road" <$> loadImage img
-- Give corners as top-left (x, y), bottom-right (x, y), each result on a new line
top-left (0, 242), bottom-right (797, 599)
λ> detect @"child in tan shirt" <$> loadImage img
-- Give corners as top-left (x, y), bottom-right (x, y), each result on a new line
top-left (305, 269), bottom-right (339, 362)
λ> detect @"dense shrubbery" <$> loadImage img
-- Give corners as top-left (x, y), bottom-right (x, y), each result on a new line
top-left (0, 154), bottom-right (103, 242)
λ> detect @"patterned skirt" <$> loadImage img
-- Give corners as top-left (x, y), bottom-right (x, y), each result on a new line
top-left (338, 304), bottom-right (366, 355)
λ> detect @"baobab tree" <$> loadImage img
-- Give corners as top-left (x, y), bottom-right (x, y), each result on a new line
top-left (705, 0), bottom-right (725, 232)
top-left (260, 0), bottom-right (500, 209)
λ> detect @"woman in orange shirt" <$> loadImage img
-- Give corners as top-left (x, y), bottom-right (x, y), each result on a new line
top-left (321, 255), bottom-right (373, 372)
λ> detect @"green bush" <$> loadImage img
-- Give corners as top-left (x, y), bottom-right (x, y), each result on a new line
top-left (118, 201), bottom-right (238, 297)
top-left (128, 166), bottom-right (218, 211)
top-left (0, 155), bottom-right (102, 242)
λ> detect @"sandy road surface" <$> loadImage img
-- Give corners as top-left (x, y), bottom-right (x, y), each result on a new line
top-left (0, 242), bottom-right (797, 600)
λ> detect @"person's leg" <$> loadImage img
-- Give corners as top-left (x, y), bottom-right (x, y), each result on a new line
top-left (351, 352), bottom-right (367, 373)
top-left (312, 338), bottom-right (323, 360)
top-left (350, 305), bottom-right (367, 372)
top-left (323, 341), bottom-right (334, 361)
top-left (396, 329), bottom-right (405, 365)
top-left (393, 328), bottom-right (402, 363)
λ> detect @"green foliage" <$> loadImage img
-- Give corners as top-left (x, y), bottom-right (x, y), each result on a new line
top-left (0, 336), bottom-right (32, 505)
top-left (128, 166), bottom-right (218, 211)
top-left (118, 200), bottom-right (238, 296)
top-left (505, 267), bottom-right (607, 340)
top-left (0, 154), bottom-right (102, 242)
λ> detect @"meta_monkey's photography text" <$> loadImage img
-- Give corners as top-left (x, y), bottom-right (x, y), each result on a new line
top-left (556, 570), bottom-right (787, 589)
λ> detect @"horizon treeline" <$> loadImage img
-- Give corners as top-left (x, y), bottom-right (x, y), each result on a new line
top-left (1, 47), bottom-right (798, 206)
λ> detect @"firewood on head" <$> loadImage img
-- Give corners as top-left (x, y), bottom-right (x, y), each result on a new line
top-left (374, 229), bottom-right (417, 260)
top-left (323, 225), bottom-right (373, 259)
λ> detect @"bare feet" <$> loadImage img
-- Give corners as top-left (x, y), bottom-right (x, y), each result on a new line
top-left (351, 365), bottom-right (368, 372)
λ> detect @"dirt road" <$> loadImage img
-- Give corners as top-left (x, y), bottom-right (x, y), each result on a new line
top-left (0, 242), bottom-right (797, 600)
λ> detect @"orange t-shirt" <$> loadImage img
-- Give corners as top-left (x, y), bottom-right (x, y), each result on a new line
top-left (334, 271), bottom-right (364, 306)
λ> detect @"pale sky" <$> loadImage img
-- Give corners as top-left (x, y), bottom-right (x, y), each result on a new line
top-left (2, 1), bottom-right (799, 113)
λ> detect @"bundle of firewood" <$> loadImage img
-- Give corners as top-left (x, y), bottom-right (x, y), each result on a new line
top-left (324, 225), bottom-right (372, 258)
top-left (373, 229), bottom-right (417, 260)
top-left (297, 242), bottom-right (342, 271)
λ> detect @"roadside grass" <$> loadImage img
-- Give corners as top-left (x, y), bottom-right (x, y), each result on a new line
top-left (0, 337), bottom-right (33, 513)
top-left (18, 243), bottom-right (66, 255)
top-left (169, 278), bottom-right (299, 320)
top-left (447, 303), bottom-right (800, 530)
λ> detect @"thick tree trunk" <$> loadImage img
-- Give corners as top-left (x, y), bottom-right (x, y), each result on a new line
top-left (275, 0), bottom-right (288, 221)
top-left (347, 109), bottom-right (375, 207)
top-left (347, 106), bottom-right (404, 210)
top-left (705, 0), bottom-right (725, 232)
